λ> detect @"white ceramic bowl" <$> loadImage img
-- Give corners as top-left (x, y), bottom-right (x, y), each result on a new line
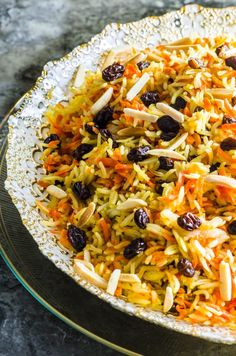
top-left (5, 4), bottom-right (236, 344)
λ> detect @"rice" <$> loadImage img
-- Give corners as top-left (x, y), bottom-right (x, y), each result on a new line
top-left (37, 36), bottom-right (236, 328)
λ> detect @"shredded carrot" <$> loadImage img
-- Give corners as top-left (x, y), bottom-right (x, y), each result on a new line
top-left (113, 174), bottom-right (123, 185)
top-left (221, 123), bottom-right (236, 131)
top-left (175, 172), bottom-right (185, 191)
top-left (59, 234), bottom-right (73, 250)
top-left (115, 163), bottom-right (133, 171)
top-left (37, 180), bottom-right (49, 188)
top-left (98, 157), bottom-right (117, 167)
top-left (224, 98), bottom-right (236, 116)
top-left (193, 133), bottom-right (201, 147)
top-left (49, 209), bottom-right (61, 220)
top-left (47, 140), bottom-right (60, 148)
top-left (124, 63), bottom-right (140, 78)
top-left (146, 180), bottom-right (155, 189)
top-left (186, 135), bottom-right (195, 145)
top-left (204, 97), bottom-right (212, 111)
top-left (217, 147), bottom-right (236, 163)
top-left (183, 106), bottom-right (191, 116)
top-left (112, 148), bottom-right (122, 161)
top-left (99, 218), bottom-right (111, 242)
top-left (114, 286), bottom-right (122, 297)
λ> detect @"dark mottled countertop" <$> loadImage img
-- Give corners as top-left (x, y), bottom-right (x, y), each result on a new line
top-left (1, 1), bottom-right (236, 355)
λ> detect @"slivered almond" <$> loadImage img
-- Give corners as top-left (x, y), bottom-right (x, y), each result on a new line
top-left (75, 259), bottom-right (94, 272)
top-left (133, 52), bottom-right (148, 64)
top-left (163, 286), bottom-right (174, 313)
top-left (192, 240), bottom-right (206, 257)
top-left (106, 269), bottom-right (121, 295)
top-left (78, 202), bottom-right (96, 227)
top-left (126, 72), bottom-right (150, 101)
top-left (167, 132), bottom-right (188, 150)
top-left (36, 200), bottom-right (50, 214)
top-left (148, 149), bottom-right (186, 160)
top-left (74, 260), bottom-right (107, 289)
top-left (219, 261), bottom-right (232, 301)
top-left (217, 47), bottom-right (236, 59)
top-left (102, 47), bottom-right (137, 69)
top-left (84, 249), bottom-right (91, 262)
top-left (119, 273), bottom-right (141, 283)
top-left (74, 64), bottom-right (85, 88)
top-left (165, 37), bottom-right (193, 46)
top-left (117, 198), bottom-right (147, 210)
top-left (216, 44), bottom-right (229, 58)
top-left (120, 48), bottom-right (139, 65)
top-left (46, 185), bottom-right (67, 199)
top-left (91, 87), bottom-right (113, 114)
top-left (156, 103), bottom-right (184, 123)
top-left (163, 44), bottom-right (199, 51)
top-left (206, 88), bottom-right (236, 99)
top-left (146, 223), bottom-right (172, 238)
top-left (102, 50), bottom-right (116, 70)
top-left (188, 57), bottom-right (204, 69)
top-left (205, 175), bottom-right (236, 189)
top-left (124, 108), bottom-right (158, 123)
top-left (184, 173), bottom-right (200, 179)
top-left (117, 127), bottom-right (146, 137)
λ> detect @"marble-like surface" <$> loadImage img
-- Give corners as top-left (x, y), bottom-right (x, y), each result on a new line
top-left (1, 0), bottom-right (236, 355)
top-left (0, 259), bottom-right (120, 356)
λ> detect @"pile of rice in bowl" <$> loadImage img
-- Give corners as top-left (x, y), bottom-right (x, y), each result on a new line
top-left (37, 36), bottom-right (236, 327)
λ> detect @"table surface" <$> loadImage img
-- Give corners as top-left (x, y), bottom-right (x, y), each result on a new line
top-left (1, 1), bottom-right (236, 355)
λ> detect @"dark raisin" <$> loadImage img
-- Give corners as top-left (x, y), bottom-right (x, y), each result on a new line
top-left (85, 122), bottom-right (99, 134)
top-left (160, 131), bottom-right (177, 141)
top-left (177, 258), bottom-right (195, 277)
top-left (187, 155), bottom-right (197, 162)
top-left (159, 156), bottom-right (174, 171)
top-left (67, 225), bottom-right (87, 252)
top-left (155, 180), bottom-right (165, 195)
top-left (73, 182), bottom-right (91, 200)
top-left (172, 96), bottom-right (187, 110)
top-left (168, 78), bottom-right (174, 84)
top-left (100, 128), bottom-right (119, 148)
top-left (134, 208), bottom-right (150, 229)
top-left (227, 220), bottom-right (236, 235)
top-left (124, 238), bottom-right (147, 259)
top-left (137, 61), bottom-right (150, 71)
top-left (220, 137), bottom-right (236, 151)
top-left (157, 115), bottom-right (180, 133)
top-left (140, 91), bottom-right (160, 107)
top-left (54, 180), bottom-right (63, 186)
top-left (188, 57), bottom-right (204, 69)
top-left (216, 44), bottom-right (227, 56)
top-left (225, 56), bottom-right (236, 70)
top-left (93, 106), bottom-right (113, 129)
top-left (177, 212), bottom-right (201, 231)
top-left (73, 143), bottom-right (93, 161)
top-left (194, 106), bottom-right (204, 112)
top-left (102, 62), bottom-right (125, 82)
top-left (127, 145), bottom-right (150, 162)
top-left (222, 115), bottom-right (236, 125)
top-left (209, 162), bottom-right (221, 172)
top-left (44, 134), bottom-right (60, 144)
top-left (168, 303), bottom-right (179, 315)
top-left (232, 96), bottom-right (236, 106)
